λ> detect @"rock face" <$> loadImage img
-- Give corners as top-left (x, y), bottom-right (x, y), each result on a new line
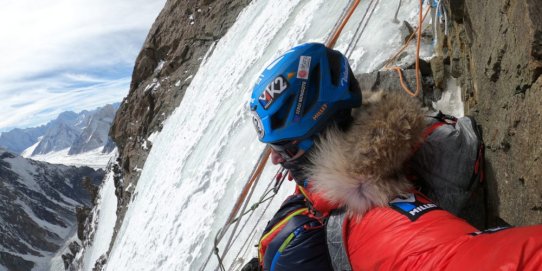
top-left (436, 0), bottom-right (542, 225)
top-left (0, 149), bottom-right (104, 270)
top-left (109, 0), bottom-right (251, 248)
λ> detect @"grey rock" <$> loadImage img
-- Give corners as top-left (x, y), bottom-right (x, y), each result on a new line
top-left (441, 0), bottom-right (542, 225)
top-left (430, 56), bottom-right (445, 88)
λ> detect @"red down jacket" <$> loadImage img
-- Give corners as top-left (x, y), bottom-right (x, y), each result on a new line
top-left (300, 187), bottom-right (542, 271)
top-left (297, 92), bottom-right (542, 270)
top-left (344, 194), bottom-right (542, 270)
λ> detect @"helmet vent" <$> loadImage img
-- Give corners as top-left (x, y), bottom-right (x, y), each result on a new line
top-left (304, 64), bottom-right (320, 115)
top-left (271, 95), bottom-right (295, 130)
top-left (327, 49), bottom-right (343, 86)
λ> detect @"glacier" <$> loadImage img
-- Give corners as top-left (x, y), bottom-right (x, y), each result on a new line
top-left (83, 0), bottom-right (458, 270)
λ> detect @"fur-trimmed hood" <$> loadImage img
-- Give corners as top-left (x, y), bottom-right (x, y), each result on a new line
top-left (306, 91), bottom-right (425, 215)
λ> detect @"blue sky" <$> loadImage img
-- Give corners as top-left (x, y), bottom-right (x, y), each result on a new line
top-left (0, 0), bottom-right (167, 132)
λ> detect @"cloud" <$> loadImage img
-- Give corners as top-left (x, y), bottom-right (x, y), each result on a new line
top-left (0, 0), bottom-right (166, 132)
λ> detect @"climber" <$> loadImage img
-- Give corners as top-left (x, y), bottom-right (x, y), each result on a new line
top-left (247, 42), bottom-right (542, 271)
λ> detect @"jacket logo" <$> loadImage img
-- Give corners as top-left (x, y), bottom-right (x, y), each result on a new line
top-left (259, 75), bottom-right (288, 109)
top-left (389, 193), bottom-right (441, 221)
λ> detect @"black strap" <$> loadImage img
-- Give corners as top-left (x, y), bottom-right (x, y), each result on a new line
top-left (326, 208), bottom-right (352, 271)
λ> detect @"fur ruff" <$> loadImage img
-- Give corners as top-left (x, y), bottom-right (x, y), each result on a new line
top-left (306, 91), bottom-right (426, 215)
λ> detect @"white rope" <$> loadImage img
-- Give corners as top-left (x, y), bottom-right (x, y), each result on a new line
top-left (346, 0), bottom-right (380, 58)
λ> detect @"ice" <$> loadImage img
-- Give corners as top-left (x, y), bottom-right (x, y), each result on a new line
top-left (433, 77), bottom-right (465, 117)
top-left (80, 172), bottom-right (118, 271)
top-left (155, 60), bottom-right (166, 73)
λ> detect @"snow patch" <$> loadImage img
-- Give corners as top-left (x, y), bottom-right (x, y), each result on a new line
top-left (29, 147), bottom-right (115, 169)
top-left (144, 78), bottom-right (161, 92)
top-left (21, 136), bottom-right (43, 158)
top-left (80, 172), bottom-right (118, 271)
top-left (5, 156), bottom-right (40, 191)
top-left (155, 60), bottom-right (166, 73)
top-left (433, 77), bottom-right (465, 117)
top-left (147, 131), bottom-right (160, 143)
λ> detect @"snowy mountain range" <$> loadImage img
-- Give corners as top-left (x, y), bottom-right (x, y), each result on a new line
top-left (0, 103), bottom-right (119, 157)
top-left (0, 149), bottom-right (105, 271)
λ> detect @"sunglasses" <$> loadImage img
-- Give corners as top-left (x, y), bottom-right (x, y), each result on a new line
top-left (269, 141), bottom-right (300, 160)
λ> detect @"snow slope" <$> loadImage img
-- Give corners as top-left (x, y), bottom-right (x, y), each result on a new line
top-left (80, 172), bottom-right (118, 270)
top-left (92, 1), bottom-right (454, 270)
top-left (27, 147), bottom-right (116, 169)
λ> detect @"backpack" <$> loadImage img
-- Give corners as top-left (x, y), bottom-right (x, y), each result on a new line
top-left (409, 111), bottom-right (485, 216)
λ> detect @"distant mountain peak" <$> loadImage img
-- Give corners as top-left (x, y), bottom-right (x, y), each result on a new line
top-left (0, 104), bottom-right (119, 164)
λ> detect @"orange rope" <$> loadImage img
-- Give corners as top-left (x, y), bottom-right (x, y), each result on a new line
top-left (383, 5), bottom-right (431, 69)
top-left (385, 2), bottom-right (431, 97)
top-left (326, 0), bottom-right (361, 48)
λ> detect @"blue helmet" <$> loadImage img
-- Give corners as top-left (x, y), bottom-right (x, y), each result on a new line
top-left (249, 43), bottom-right (362, 157)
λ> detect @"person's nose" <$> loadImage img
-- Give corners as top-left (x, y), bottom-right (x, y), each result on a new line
top-left (270, 148), bottom-right (285, 165)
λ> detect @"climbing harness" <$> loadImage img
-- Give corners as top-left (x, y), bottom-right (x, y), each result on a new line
top-left (213, 167), bottom-right (287, 271)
